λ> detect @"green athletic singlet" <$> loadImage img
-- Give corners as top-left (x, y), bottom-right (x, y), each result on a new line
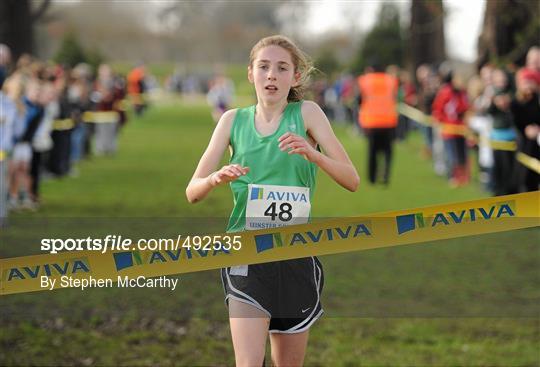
top-left (226, 101), bottom-right (318, 233)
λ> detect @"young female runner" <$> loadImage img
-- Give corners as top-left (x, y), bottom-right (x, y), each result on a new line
top-left (186, 35), bottom-right (359, 366)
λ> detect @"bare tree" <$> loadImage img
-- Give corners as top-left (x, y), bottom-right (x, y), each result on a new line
top-left (477, 0), bottom-right (539, 68)
top-left (0, 0), bottom-right (51, 59)
top-left (409, 0), bottom-right (446, 71)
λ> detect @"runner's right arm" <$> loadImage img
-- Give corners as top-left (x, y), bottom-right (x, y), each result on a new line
top-left (186, 109), bottom-right (249, 203)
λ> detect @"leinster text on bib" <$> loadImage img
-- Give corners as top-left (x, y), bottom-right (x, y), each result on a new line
top-left (246, 184), bottom-right (311, 230)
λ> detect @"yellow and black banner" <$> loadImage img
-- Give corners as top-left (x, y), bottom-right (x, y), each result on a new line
top-left (1, 191), bottom-right (538, 296)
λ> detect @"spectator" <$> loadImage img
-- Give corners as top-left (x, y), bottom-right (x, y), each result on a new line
top-left (416, 64), bottom-right (439, 159)
top-left (127, 62), bottom-right (147, 116)
top-left (339, 73), bottom-right (356, 125)
top-left (0, 44), bottom-right (12, 89)
top-left (397, 70), bottom-right (417, 140)
top-left (49, 71), bottom-right (76, 176)
top-left (522, 46), bottom-right (540, 86)
top-left (207, 69), bottom-right (235, 123)
top-left (31, 78), bottom-right (56, 204)
top-left (0, 65), bottom-right (17, 225)
top-left (432, 69), bottom-right (470, 187)
top-left (91, 64), bottom-right (121, 156)
top-left (488, 69), bottom-right (518, 195)
top-left (69, 63), bottom-right (92, 160)
top-left (511, 69), bottom-right (540, 191)
top-left (467, 72), bottom-right (494, 192)
top-left (9, 77), bottom-right (44, 209)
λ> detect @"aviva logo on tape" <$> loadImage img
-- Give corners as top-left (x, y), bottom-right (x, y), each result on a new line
top-left (396, 201), bottom-right (516, 234)
top-left (396, 213), bottom-right (426, 234)
top-left (112, 247), bottom-right (231, 271)
top-left (2, 257), bottom-right (90, 281)
top-left (113, 251), bottom-right (143, 271)
top-left (255, 222), bottom-right (372, 253)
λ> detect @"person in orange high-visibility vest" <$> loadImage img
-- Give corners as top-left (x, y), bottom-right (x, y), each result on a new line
top-left (127, 63), bottom-right (147, 116)
top-left (357, 65), bottom-right (399, 185)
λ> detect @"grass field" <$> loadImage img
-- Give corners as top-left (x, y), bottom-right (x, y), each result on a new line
top-left (1, 100), bottom-right (539, 366)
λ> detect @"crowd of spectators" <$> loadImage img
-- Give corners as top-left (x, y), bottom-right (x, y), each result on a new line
top-left (0, 44), bottom-right (148, 226)
top-left (310, 46), bottom-right (540, 194)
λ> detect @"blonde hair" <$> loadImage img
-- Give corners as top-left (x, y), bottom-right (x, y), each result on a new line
top-left (249, 35), bottom-right (314, 102)
top-left (3, 72), bottom-right (27, 115)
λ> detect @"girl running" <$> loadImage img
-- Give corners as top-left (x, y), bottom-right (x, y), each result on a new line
top-left (186, 35), bottom-right (359, 366)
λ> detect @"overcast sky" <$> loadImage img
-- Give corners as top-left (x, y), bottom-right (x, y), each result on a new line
top-left (306, 0), bottom-right (486, 62)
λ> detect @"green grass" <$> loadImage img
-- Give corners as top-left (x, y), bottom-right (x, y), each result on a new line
top-left (1, 100), bottom-right (538, 366)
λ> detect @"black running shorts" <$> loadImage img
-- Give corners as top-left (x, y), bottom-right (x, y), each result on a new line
top-left (221, 256), bottom-right (324, 333)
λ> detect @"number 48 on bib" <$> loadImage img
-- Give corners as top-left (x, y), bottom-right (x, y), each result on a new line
top-left (246, 184), bottom-right (311, 230)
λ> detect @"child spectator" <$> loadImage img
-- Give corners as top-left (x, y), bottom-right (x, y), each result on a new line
top-left (432, 70), bottom-right (470, 186)
top-left (511, 68), bottom-right (540, 191)
top-left (488, 69), bottom-right (518, 195)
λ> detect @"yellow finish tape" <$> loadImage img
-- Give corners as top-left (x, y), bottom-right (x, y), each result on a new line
top-left (1, 191), bottom-right (538, 296)
top-left (83, 111), bottom-right (120, 124)
top-left (115, 99), bottom-right (129, 112)
top-left (486, 139), bottom-right (517, 151)
top-left (1, 107), bottom-right (533, 295)
top-left (465, 134), bottom-right (517, 151)
top-left (52, 118), bottom-right (75, 131)
top-left (399, 103), bottom-right (517, 150)
top-left (397, 103), bottom-right (434, 127)
top-left (0, 150), bottom-right (5, 162)
top-left (516, 152), bottom-right (540, 174)
top-left (398, 103), bottom-right (537, 164)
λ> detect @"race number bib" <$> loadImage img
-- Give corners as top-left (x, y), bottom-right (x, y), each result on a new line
top-left (246, 184), bottom-right (311, 230)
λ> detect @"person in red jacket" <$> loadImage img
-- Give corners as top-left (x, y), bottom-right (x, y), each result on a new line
top-left (432, 70), bottom-right (470, 186)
